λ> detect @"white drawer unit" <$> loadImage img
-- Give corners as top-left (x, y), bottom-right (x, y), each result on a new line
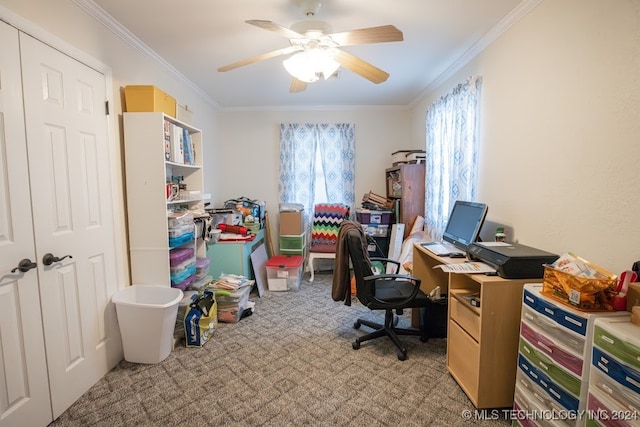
top-left (513, 369), bottom-right (574, 427)
top-left (513, 284), bottom-right (627, 426)
top-left (587, 317), bottom-right (640, 427)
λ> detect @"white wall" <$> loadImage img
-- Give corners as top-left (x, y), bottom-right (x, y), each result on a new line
top-left (0, 0), bottom-right (220, 280)
top-left (216, 108), bottom-right (412, 229)
top-left (6, 0), bottom-right (638, 275)
top-left (410, 0), bottom-right (640, 274)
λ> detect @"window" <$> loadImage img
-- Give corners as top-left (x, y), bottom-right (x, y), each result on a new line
top-left (424, 76), bottom-right (482, 241)
top-left (313, 146), bottom-right (328, 205)
top-left (279, 123), bottom-right (356, 223)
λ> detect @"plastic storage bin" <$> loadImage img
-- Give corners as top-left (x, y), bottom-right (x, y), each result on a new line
top-left (112, 285), bottom-right (183, 364)
top-left (195, 257), bottom-right (211, 279)
top-left (266, 255), bottom-right (303, 291)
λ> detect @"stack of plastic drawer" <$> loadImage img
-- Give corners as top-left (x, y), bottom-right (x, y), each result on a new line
top-left (587, 317), bottom-right (640, 426)
top-left (512, 284), bottom-right (627, 427)
top-left (168, 211), bottom-right (196, 290)
top-left (279, 233), bottom-right (306, 256)
top-left (279, 208), bottom-right (305, 256)
top-left (169, 247), bottom-right (195, 290)
top-left (168, 211), bottom-right (194, 248)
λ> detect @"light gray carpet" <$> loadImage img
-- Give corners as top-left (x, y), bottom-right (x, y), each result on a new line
top-left (49, 273), bottom-right (511, 426)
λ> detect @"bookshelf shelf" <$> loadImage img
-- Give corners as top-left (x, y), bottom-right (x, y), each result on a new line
top-left (123, 112), bottom-right (205, 287)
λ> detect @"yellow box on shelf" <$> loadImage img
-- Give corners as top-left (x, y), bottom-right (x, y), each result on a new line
top-left (124, 85), bottom-right (177, 118)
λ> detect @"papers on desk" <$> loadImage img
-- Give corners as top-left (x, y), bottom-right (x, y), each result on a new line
top-left (434, 261), bottom-right (496, 274)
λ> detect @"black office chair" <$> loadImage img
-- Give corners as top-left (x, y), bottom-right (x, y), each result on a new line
top-left (341, 222), bottom-right (432, 361)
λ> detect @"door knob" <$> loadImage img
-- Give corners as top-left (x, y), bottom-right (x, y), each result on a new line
top-left (11, 258), bottom-right (38, 273)
top-left (42, 253), bottom-right (73, 266)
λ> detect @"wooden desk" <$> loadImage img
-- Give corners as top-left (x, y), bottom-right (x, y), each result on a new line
top-left (412, 243), bottom-right (531, 409)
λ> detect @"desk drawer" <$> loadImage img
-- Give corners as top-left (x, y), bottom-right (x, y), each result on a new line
top-left (448, 319), bottom-right (480, 401)
top-left (450, 295), bottom-right (480, 341)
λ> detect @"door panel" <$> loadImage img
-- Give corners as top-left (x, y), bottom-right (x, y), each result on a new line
top-left (19, 31), bottom-right (122, 418)
top-left (0, 21), bottom-right (53, 427)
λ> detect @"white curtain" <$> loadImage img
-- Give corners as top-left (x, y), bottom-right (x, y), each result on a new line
top-left (424, 76), bottom-right (482, 241)
top-left (279, 123), bottom-right (356, 223)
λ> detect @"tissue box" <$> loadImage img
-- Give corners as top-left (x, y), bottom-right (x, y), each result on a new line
top-left (541, 265), bottom-right (617, 311)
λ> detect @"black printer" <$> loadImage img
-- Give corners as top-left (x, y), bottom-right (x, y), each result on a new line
top-left (467, 242), bottom-right (559, 279)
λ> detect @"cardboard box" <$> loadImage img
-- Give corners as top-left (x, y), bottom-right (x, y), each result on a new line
top-left (627, 282), bottom-right (640, 311)
top-left (124, 85), bottom-right (177, 117)
top-left (280, 210), bottom-right (304, 235)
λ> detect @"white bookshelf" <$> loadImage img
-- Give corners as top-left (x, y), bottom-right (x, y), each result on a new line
top-left (123, 112), bottom-right (204, 286)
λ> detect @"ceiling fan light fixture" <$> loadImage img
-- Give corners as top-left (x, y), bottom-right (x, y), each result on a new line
top-left (283, 48), bottom-right (340, 83)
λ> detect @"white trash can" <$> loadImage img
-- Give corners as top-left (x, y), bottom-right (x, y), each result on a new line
top-left (112, 285), bottom-right (183, 364)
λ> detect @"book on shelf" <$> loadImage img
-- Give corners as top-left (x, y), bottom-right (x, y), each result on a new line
top-left (163, 119), bottom-right (171, 161)
top-left (182, 128), bottom-right (194, 165)
top-left (170, 123), bottom-right (184, 164)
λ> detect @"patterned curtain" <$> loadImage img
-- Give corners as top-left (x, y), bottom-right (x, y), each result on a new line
top-left (279, 123), bottom-right (356, 225)
top-left (424, 76), bottom-right (482, 241)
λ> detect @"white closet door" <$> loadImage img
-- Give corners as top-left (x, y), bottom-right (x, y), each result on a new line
top-left (20, 32), bottom-right (122, 418)
top-left (0, 22), bottom-right (53, 427)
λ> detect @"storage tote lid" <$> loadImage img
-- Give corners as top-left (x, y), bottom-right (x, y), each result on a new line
top-left (266, 255), bottom-right (303, 268)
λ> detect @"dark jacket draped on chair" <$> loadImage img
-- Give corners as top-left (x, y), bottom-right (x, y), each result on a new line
top-left (331, 221), bottom-right (371, 306)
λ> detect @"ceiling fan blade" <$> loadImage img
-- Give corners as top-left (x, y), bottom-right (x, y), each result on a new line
top-left (329, 25), bottom-right (403, 46)
top-left (289, 78), bottom-right (308, 93)
top-left (218, 46), bottom-right (301, 72)
top-left (246, 19), bottom-right (304, 39)
top-left (333, 49), bottom-right (389, 84)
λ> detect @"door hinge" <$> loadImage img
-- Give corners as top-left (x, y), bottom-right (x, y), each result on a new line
top-left (105, 100), bottom-right (109, 115)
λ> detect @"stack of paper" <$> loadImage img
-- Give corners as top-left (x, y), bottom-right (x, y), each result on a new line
top-left (210, 274), bottom-right (254, 322)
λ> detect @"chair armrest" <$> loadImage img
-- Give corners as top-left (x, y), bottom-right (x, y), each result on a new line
top-left (370, 257), bottom-right (400, 266)
top-left (363, 273), bottom-right (420, 284)
top-left (370, 257), bottom-right (401, 273)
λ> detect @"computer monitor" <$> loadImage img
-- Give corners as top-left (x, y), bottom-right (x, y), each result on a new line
top-left (442, 200), bottom-right (488, 252)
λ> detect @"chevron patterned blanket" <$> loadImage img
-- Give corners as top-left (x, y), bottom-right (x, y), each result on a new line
top-left (310, 204), bottom-right (350, 251)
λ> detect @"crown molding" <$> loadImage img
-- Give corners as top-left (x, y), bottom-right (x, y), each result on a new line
top-left (72, 0), bottom-right (219, 109)
top-left (409, 0), bottom-right (543, 109)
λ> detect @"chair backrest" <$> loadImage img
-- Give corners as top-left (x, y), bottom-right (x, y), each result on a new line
top-left (310, 203), bottom-right (350, 252)
top-left (344, 226), bottom-right (376, 305)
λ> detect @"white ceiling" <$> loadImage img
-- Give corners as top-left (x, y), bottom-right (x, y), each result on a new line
top-left (89, 0), bottom-right (531, 109)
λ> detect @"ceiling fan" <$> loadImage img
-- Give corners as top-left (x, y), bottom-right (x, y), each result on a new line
top-left (217, 0), bottom-right (403, 93)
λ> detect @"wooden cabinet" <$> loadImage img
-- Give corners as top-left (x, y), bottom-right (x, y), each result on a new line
top-left (411, 244), bottom-right (528, 409)
top-left (123, 112), bottom-right (205, 286)
top-left (385, 164), bottom-right (425, 238)
top-left (447, 272), bottom-right (528, 409)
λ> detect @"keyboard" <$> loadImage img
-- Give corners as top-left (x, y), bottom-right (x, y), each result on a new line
top-left (421, 241), bottom-right (461, 256)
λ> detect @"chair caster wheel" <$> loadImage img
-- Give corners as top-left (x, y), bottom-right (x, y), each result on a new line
top-left (397, 350), bottom-right (407, 361)
top-left (420, 336), bottom-right (429, 343)
top-left (352, 340), bottom-right (361, 350)
top-left (353, 321), bottom-right (361, 329)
